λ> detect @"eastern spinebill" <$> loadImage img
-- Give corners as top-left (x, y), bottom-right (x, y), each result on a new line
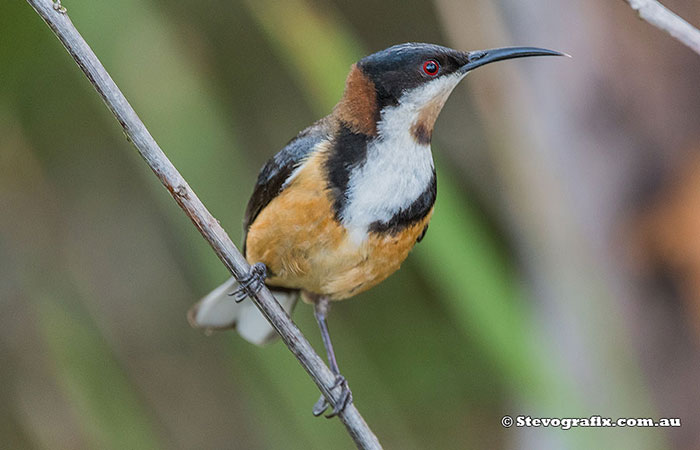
top-left (189, 43), bottom-right (565, 417)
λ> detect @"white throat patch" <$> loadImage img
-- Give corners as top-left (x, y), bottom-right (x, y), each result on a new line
top-left (340, 73), bottom-right (465, 244)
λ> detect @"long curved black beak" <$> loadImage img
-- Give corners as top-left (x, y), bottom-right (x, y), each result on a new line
top-left (459, 47), bottom-right (567, 73)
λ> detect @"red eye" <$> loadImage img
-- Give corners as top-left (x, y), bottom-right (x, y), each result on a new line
top-left (422, 60), bottom-right (439, 76)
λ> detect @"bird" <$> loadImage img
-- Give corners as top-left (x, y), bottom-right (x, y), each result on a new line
top-left (188, 42), bottom-right (564, 417)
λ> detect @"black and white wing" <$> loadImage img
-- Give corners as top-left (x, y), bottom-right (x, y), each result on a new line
top-left (242, 119), bottom-right (330, 255)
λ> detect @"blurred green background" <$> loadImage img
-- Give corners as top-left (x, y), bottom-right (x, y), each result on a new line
top-left (2, 0), bottom-right (700, 449)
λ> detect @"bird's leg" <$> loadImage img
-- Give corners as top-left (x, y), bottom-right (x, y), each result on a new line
top-left (229, 262), bottom-right (268, 302)
top-left (312, 295), bottom-right (352, 418)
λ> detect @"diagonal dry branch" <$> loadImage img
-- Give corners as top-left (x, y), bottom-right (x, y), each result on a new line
top-left (25, 0), bottom-right (381, 448)
top-left (623, 0), bottom-right (700, 55)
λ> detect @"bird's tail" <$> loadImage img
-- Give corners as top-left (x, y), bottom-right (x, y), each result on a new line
top-left (188, 277), bottom-right (298, 346)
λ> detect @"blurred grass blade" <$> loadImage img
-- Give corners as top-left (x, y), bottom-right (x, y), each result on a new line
top-left (35, 293), bottom-right (162, 450)
top-left (413, 167), bottom-right (565, 402)
top-left (242, 0), bottom-right (363, 108)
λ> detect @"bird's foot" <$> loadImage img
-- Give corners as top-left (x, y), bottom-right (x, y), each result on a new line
top-left (229, 262), bottom-right (267, 302)
top-left (312, 374), bottom-right (353, 418)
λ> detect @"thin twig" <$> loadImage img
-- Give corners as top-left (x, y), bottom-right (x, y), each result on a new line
top-left (623, 0), bottom-right (700, 55)
top-left (25, 1), bottom-right (381, 448)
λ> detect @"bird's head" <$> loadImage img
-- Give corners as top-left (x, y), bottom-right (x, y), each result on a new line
top-left (335, 42), bottom-right (564, 142)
